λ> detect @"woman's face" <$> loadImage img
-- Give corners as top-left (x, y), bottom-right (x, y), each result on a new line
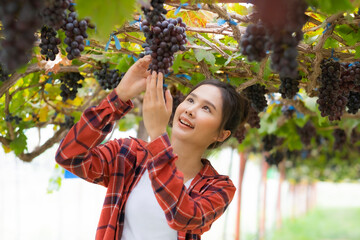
top-left (171, 84), bottom-right (230, 147)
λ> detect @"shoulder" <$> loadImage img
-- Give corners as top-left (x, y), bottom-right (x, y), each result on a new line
top-left (193, 159), bottom-right (236, 195)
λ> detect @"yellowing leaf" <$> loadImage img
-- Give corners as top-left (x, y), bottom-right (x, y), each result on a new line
top-left (37, 53), bottom-right (72, 74)
top-left (266, 103), bottom-right (276, 114)
top-left (167, 9), bottom-right (213, 28)
top-left (2, 145), bottom-right (11, 154)
top-left (39, 106), bottom-right (48, 122)
top-left (68, 97), bottom-right (83, 106)
top-left (227, 4), bottom-right (249, 15)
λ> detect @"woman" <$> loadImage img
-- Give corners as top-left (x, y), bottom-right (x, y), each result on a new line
top-left (55, 55), bottom-right (249, 240)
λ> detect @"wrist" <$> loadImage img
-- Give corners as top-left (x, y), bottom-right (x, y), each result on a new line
top-left (116, 88), bottom-right (130, 102)
top-left (149, 130), bottom-right (167, 141)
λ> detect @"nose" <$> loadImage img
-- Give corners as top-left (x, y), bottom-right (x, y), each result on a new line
top-left (185, 106), bottom-right (195, 117)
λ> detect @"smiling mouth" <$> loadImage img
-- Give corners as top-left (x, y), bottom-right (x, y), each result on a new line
top-left (179, 118), bottom-right (194, 129)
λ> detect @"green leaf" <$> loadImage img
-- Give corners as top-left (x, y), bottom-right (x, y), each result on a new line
top-left (10, 132), bottom-right (27, 155)
top-left (172, 54), bottom-right (183, 73)
top-left (76, 0), bottom-right (136, 41)
top-left (355, 46), bottom-right (360, 59)
top-left (317, 0), bottom-right (354, 14)
top-left (194, 49), bottom-right (216, 66)
top-left (324, 38), bottom-right (339, 49)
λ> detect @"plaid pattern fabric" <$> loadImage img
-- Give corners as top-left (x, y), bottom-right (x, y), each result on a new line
top-left (55, 90), bottom-right (236, 240)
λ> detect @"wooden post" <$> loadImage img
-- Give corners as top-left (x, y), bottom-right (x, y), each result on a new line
top-left (259, 158), bottom-right (269, 240)
top-left (275, 160), bottom-right (285, 229)
top-left (234, 151), bottom-right (247, 240)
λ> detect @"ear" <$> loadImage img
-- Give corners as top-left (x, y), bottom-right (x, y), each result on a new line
top-left (215, 130), bottom-right (231, 143)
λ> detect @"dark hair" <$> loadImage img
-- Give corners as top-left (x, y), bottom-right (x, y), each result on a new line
top-left (187, 79), bottom-right (250, 149)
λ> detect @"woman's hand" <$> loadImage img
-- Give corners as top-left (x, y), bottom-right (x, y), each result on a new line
top-left (115, 55), bottom-right (151, 102)
top-left (143, 71), bottom-right (173, 141)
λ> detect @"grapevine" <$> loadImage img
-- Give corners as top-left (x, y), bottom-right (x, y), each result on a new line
top-left (141, 1), bottom-right (187, 74)
top-left (265, 151), bottom-right (284, 166)
top-left (234, 125), bottom-right (247, 144)
top-left (346, 91), bottom-right (360, 114)
top-left (41, 0), bottom-right (70, 30)
top-left (297, 120), bottom-right (316, 146)
top-left (59, 72), bottom-right (84, 102)
top-left (0, 0), bottom-right (45, 71)
top-left (5, 114), bottom-right (22, 124)
top-left (60, 115), bottom-right (75, 129)
top-left (333, 129), bottom-right (346, 151)
top-left (279, 74), bottom-right (301, 99)
top-left (255, 0), bottom-right (308, 78)
top-left (62, 4), bottom-right (88, 60)
top-left (262, 134), bottom-right (278, 151)
top-left (240, 22), bottom-right (267, 62)
top-left (94, 63), bottom-right (124, 90)
top-left (317, 59), bottom-right (345, 121)
top-left (243, 84), bottom-right (268, 112)
top-left (39, 26), bottom-right (61, 61)
top-left (246, 106), bottom-right (261, 129)
top-left (168, 86), bottom-right (185, 127)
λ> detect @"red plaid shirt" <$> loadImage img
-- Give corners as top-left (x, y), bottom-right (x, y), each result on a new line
top-left (55, 90), bottom-right (236, 240)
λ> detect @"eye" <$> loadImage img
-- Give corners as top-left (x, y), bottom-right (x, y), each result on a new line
top-left (187, 97), bottom-right (194, 103)
top-left (203, 105), bottom-right (211, 112)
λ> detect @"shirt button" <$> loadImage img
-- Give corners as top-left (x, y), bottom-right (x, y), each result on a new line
top-left (114, 102), bottom-right (119, 107)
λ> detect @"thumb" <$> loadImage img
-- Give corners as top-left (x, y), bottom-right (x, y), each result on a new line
top-left (165, 89), bottom-right (173, 113)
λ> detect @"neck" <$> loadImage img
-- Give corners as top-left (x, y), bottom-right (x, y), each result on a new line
top-left (171, 137), bottom-right (206, 181)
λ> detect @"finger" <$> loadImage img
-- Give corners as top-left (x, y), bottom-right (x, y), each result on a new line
top-left (139, 55), bottom-right (152, 68)
top-left (165, 89), bottom-right (173, 114)
top-left (149, 71), bottom-right (157, 101)
top-left (157, 72), bottom-right (164, 104)
top-left (144, 75), bottom-right (151, 101)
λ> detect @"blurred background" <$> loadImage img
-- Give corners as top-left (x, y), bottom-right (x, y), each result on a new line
top-left (1, 125), bottom-right (359, 240)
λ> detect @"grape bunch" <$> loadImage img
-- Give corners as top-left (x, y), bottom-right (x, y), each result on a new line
top-left (255, 0), bottom-right (308, 78)
top-left (317, 59), bottom-right (345, 121)
top-left (350, 127), bottom-right (360, 144)
top-left (243, 84), bottom-right (268, 112)
top-left (141, 17), bottom-right (187, 74)
top-left (265, 151), bottom-right (284, 166)
top-left (267, 32), bottom-right (300, 78)
top-left (0, 64), bottom-right (10, 82)
top-left (168, 86), bottom-right (185, 127)
top-left (339, 63), bottom-right (357, 93)
top-left (333, 128), bottom-right (346, 151)
top-left (246, 106), bottom-right (261, 129)
top-left (297, 120), bottom-right (316, 146)
top-left (341, 62), bottom-right (360, 88)
top-left (240, 22), bottom-right (267, 62)
top-left (141, 0), bottom-right (167, 25)
top-left (62, 7), bottom-right (88, 60)
top-left (94, 63), bottom-right (124, 90)
top-left (0, 0), bottom-right (44, 72)
top-left (5, 114), bottom-right (22, 124)
top-left (39, 26), bottom-right (61, 61)
top-left (59, 72), bottom-right (84, 101)
top-left (60, 115), bottom-right (75, 129)
top-left (41, 0), bottom-right (71, 30)
top-left (346, 91), bottom-right (360, 114)
top-left (234, 125), bottom-right (247, 144)
top-left (279, 74), bottom-right (301, 99)
top-left (282, 105), bottom-right (295, 119)
top-left (262, 134), bottom-right (278, 151)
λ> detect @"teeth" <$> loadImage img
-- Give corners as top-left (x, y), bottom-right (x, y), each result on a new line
top-left (180, 119), bottom-right (193, 128)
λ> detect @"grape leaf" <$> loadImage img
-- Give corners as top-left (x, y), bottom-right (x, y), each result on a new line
top-left (76, 0), bottom-right (135, 41)
top-left (194, 49), bottom-right (215, 66)
top-left (10, 132), bottom-right (27, 156)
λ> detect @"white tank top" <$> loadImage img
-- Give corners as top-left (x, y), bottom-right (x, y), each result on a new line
top-left (121, 169), bottom-right (193, 240)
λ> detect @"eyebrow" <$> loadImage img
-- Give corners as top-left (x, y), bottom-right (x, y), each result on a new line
top-left (189, 93), bottom-right (217, 111)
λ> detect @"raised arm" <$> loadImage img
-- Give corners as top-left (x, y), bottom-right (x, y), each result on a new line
top-left (55, 56), bottom-right (151, 187)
